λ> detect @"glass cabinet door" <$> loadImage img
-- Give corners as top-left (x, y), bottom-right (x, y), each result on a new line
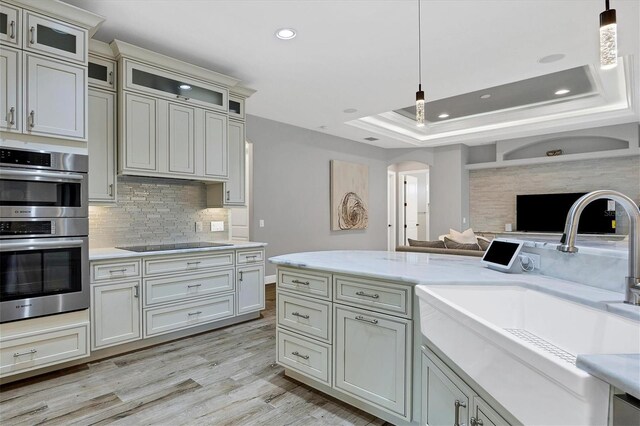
top-left (24, 11), bottom-right (86, 64)
top-left (125, 60), bottom-right (228, 112)
top-left (88, 56), bottom-right (116, 90)
top-left (0, 4), bottom-right (20, 47)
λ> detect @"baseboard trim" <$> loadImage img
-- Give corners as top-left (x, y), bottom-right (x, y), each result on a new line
top-left (264, 274), bottom-right (276, 285)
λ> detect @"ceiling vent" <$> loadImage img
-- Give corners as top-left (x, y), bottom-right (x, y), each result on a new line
top-left (364, 137), bottom-right (379, 141)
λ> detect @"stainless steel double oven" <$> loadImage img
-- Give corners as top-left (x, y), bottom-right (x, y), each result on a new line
top-left (0, 148), bottom-right (89, 323)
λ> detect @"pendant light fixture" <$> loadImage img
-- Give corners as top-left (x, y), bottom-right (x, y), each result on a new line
top-left (599, 0), bottom-right (617, 69)
top-left (415, 0), bottom-right (425, 127)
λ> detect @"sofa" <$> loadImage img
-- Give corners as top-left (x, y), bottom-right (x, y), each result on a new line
top-left (395, 230), bottom-right (491, 257)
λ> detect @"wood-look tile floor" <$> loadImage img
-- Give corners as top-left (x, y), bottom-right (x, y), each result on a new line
top-left (0, 285), bottom-right (389, 426)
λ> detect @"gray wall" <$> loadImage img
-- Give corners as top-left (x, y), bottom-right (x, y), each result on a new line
top-left (247, 115), bottom-right (389, 275)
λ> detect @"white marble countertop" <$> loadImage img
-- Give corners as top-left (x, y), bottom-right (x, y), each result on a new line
top-left (269, 250), bottom-right (638, 321)
top-left (576, 354), bottom-right (640, 400)
top-left (90, 241), bottom-right (267, 261)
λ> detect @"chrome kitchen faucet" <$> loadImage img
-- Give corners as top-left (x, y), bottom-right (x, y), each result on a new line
top-left (557, 190), bottom-right (640, 305)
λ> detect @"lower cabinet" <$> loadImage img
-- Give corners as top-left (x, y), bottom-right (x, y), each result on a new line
top-left (237, 264), bottom-right (265, 314)
top-left (0, 310), bottom-right (90, 378)
top-left (91, 279), bottom-right (142, 350)
top-left (334, 305), bottom-right (410, 417)
top-left (422, 346), bottom-right (512, 426)
top-left (276, 268), bottom-right (413, 424)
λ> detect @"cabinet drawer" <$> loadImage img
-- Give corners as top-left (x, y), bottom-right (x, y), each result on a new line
top-left (278, 268), bottom-right (331, 300)
top-left (24, 11), bottom-right (87, 64)
top-left (0, 324), bottom-right (88, 377)
top-left (144, 252), bottom-right (234, 276)
top-left (144, 268), bottom-right (234, 307)
top-left (236, 249), bottom-right (264, 265)
top-left (144, 294), bottom-right (234, 337)
top-left (334, 275), bottom-right (411, 318)
top-left (278, 293), bottom-right (331, 342)
top-left (92, 259), bottom-right (141, 282)
top-left (277, 329), bottom-right (331, 386)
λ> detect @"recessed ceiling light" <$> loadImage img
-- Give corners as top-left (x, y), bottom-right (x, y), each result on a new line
top-left (179, 84), bottom-right (192, 90)
top-left (555, 88), bottom-right (571, 95)
top-left (438, 113), bottom-right (450, 119)
top-left (343, 108), bottom-right (358, 113)
top-left (538, 53), bottom-right (565, 64)
top-left (364, 137), bottom-right (379, 141)
top-left (275, 28), bottom-right (296, 40)
top-left (480, 94), bottom-right (491, 99)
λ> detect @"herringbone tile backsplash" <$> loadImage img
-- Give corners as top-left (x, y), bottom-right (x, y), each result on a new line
top-left (89, 177), bottom-right (229, 248)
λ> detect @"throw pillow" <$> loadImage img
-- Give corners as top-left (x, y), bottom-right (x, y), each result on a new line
top-left (477, 238), bottom-right (491, 251)
top-left (444, 236), bottom-right (480, 251)
top-left (408, 239), bottom-right (446, 248)
top-left (448, 228), bottom-right (478, 244)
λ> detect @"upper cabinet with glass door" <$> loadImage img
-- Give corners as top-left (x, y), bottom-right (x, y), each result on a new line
top-left (23, 10), bottom-right (87, 64)
top-left (123, 60), bottom-right (228, 112)
top-left (0, 3), bottom-right (20, 47)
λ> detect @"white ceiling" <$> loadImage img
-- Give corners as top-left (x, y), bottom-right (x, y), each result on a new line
top-left (64, 0), bottom-right (640, 149)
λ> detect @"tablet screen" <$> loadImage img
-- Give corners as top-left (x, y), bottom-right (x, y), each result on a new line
top-left (482, 240), bottom-right (521, 266)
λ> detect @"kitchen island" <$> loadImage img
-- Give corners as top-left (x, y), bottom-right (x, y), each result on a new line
top-left (270, 250), bottom-right (639, 426)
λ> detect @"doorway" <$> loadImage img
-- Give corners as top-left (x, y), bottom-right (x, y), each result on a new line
top-left (388, 162), bottom-right (430, 248)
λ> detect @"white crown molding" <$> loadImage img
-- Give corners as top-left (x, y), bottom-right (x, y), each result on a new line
top-left (5, 0), bottom-right (104, 35)
top-left (230, 86), bottom-right (257, 98)
top-left (89, 39), bottom-right (115, 60)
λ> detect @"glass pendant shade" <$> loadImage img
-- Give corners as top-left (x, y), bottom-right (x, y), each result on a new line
top-left (416, 85), bottom-right (425, 127)
top-left (600, 7), bottom-right (617, 69)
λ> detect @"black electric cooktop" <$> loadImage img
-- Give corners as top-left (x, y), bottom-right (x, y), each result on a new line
top-left (116, 242), bottom-right (233, 252)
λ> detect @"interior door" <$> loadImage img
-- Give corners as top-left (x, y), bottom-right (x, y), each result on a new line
top-left (404, 175), bottom-right (419, 243)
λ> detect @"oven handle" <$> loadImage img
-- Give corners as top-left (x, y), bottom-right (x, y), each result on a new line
top-left (0, 169), bottom-right (85, 182)
top-left (0, 239), bottom-right (85, 251)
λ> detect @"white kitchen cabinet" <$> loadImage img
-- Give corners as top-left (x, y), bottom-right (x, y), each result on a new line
top-left (88, 88), bottom-right (116, 203)
top-left (421, 349), bottom-right (472, 426)
top-left (334, 305), bottom-right (410, 417)
top-left (471, 396), bottom-right (509, 426)
top-left (225, 119), bottom-right (246, 205)
top-left (237, 264), bottom-right (265, 314)
top-left (0, 44), bottom-right (20, 132)
top-left (123, 92), bottom-right (157, 171)
top-left (23, 11), bottom-right (86, 64)
top-left (204, 110), bottom-right (228, 178)
top-left (0, 3), bottom-right (20, 48)
top-left (91, 279), bottom-right (142, 350)
top-left (167, 102), bottom-right (196, 175)
top-left (24, 53), bottom-right (85, 139)
top-left (88, 55), bottom-right (116, 90)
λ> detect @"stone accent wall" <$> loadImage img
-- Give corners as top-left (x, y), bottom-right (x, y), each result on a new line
top-left (89, 176), bottom-right (229, 248)
top-left (469, 156), bottom-right (640, 233)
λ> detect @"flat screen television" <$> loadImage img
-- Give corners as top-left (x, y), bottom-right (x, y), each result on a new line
top-left (516, 192), bottom-right (616, 234)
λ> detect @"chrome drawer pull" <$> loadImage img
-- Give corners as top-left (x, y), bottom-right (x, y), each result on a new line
top-left (9, 21), bottom-right (15, 39)
top-left (108, 71), bottom-right (113, 85)
top-left (291, 312), bottom-right (310, 319)
top-left (188, 311), bottom-right (202, 316)
top-left (355, 290), bottom-right (380, 299)
top-left (470, 417), bottom-right (483, 426)
top-left (187, 284), bottom-right (202, 288)
top-left (355, 315), bottom-right (378, 325)
top-left (28, 110), bottom-right (35, 128)
top-left (454, 400), bottom-right (467, 426)
top-left (176, 95), bottom-right (190, 101)
top-left (292, 279), bottom-right (310, 286)
top-left (246, 255), bottom-right (257, 259)
top-left (9, 107), bottom-right (15, 125)
top-left (133, 285), bottom-right (139, 298)
top-left (29, 26), bottom-right (35, 44)
top-left (109, 268), bottom-right (127, 273)
top-left (187, 261), bottom-right (201, 265)
top-left (14, 349), bottom-right (37, 358)
top-left (291, 351), bottom-right (309, 360)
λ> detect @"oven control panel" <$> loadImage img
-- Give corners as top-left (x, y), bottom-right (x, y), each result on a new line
top-left (0, 148), bottom-right (52, 167)
top-left (0, 221), bottom-right (54, 236)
